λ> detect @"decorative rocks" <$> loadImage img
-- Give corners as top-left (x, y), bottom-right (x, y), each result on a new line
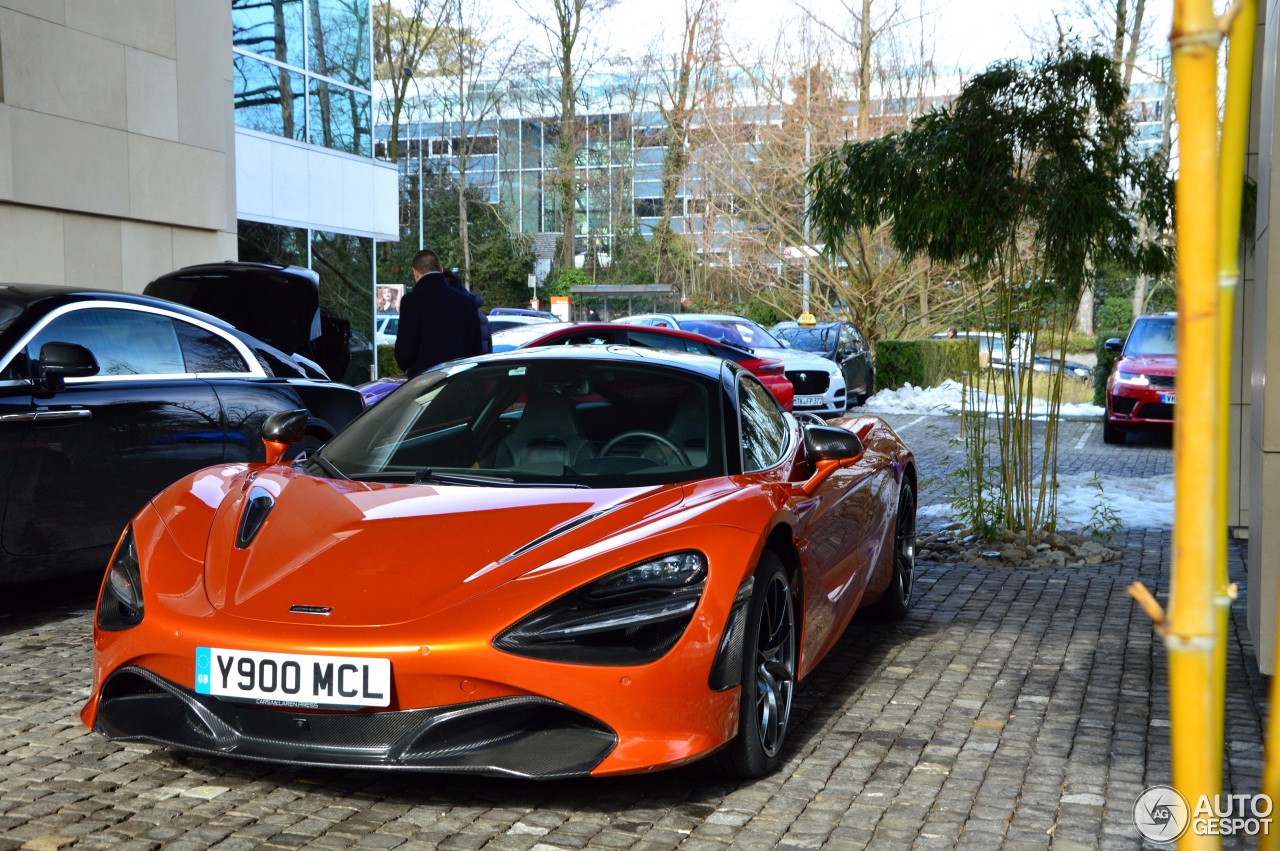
top-left (916, 527), bottom-right (1121, 567)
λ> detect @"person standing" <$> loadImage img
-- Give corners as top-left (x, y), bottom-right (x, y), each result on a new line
top-left (394, 250), bottom-right (482, 378)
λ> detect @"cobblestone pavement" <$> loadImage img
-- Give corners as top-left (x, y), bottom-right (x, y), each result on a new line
top-left (0, 412), bottom-right (1264, 850)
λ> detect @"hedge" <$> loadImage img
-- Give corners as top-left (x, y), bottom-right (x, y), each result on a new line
top-left (377, 344), bottom-right (399, 379)
top-left (875, 338), bottom-right (979, 391)
top-left (1093, 329), bottom-right (1127, 406)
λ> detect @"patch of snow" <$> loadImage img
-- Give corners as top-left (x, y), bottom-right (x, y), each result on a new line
top-left (864, 378), bottom-right (1103, 419)
top-left (921, 473), bottom-right (1174, 530)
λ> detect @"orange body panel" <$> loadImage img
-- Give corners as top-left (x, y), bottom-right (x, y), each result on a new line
top-left (83, 416), bottom-right (913, 776)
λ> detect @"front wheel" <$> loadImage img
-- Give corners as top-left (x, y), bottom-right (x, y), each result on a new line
top-left (1102, 417), bottom-right (1125, 445)
top-left (716, 551), bottom-right (798, 778)
top-left (876, 481), bottom-right (916, 620)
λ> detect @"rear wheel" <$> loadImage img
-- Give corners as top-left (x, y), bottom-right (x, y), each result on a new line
top-left (1102, 417), bottom-right (1125, 445)
top-left (876, 481), bottom-right (916, 620)
top-left (853, 369), bottom-right (875, 407)
top-left (284, 434), bottom-right (325, 461)
top-left (716, 551), bottom-right (797, 778)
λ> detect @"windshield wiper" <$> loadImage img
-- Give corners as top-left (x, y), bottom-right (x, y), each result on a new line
top-left (416, 469), bottom-right (589, 488)
top-left (303, 451), bottom-right (347, 480)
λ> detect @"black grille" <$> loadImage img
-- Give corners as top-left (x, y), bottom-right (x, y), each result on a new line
top-left (785, 370), bottom-right (830, 395)
top-left (1137, 402), bottom-right (1174, 420)
top-left (95, 666), bottom-right (617, 778)
top-left (1148, 375), bottom-right (1175, 388)
top-left (1112, 397), bottom-right (1137, 415)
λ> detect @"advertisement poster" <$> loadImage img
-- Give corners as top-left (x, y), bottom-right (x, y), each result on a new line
top-left (376, 284), bottom-right (404, 315)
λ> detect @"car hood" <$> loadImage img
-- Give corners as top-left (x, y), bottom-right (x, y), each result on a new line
top-left (765, 347), bottom-right (840, 373)
top-left (1119, 354), bottom-right (1176, 375)
top-left (201, 470), bottom-right (682, 627)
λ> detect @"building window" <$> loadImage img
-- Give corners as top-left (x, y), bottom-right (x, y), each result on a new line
top-left (232, 0), bottom-right (373, 158)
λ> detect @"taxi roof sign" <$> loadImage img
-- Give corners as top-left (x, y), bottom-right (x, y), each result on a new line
top-left (797, 312), bottom-right (817, 326)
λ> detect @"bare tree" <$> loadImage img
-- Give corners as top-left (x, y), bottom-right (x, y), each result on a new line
top-left (515, 0), bottom-right (619, 270)
top-left (373, 0), bottom-right (448, 163)
top-left (428, 0), bottom-right (523, 289)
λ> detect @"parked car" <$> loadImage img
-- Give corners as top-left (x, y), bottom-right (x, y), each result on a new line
top-left (1104, 313), bottom-right (1176, 444)
top-left (490, 306), bottom-right (560, 321)
top-left (490, 314), bottom-right (558, 334)
top-left (617, 313), bottom-right (848, 417)
top-left (0, 285), bottom-right (365, 584)
top-left (503, 322), bottom-right (794, 410)
top-left (929, 330), bottom-right (1091, 381)
top-left (771, 320), bottom-right (875, 406)
top-left (360, 322), bottom-right (797, 411)
top-left (375, 313), bottom-right (399, 346)
top-left (146, 263), bottom-right (368, 385)
top-left (82, 345), bottom-right (916, 778)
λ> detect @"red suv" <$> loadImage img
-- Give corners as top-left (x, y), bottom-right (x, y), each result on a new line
top-left (1104, 314), bottom-right (1176, 444)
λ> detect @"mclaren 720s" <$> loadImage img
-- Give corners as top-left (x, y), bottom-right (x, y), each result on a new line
top-left (82, 346), bottom-right (917, 779)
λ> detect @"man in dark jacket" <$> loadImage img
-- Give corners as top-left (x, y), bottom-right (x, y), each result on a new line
top-left (445, 268), bottom-right (492, 354)
top-left (394, 250), bottom-right (483, 377)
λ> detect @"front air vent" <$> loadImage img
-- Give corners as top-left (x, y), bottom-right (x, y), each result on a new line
top-left (235, 486), bottom-right (275, 549)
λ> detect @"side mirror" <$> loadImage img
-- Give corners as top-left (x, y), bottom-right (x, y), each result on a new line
top-left (261, 409), bottom-right (309, 466)
top-left (37, 342), bottom-right (99, 393)
top-left (1105, 338), bottom-right (1123, 353)
top-left (798, 425), bottom-right (864, 495)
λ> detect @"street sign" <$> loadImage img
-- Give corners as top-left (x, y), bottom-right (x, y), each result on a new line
top-left (527, 274), bottom-right (537, 289)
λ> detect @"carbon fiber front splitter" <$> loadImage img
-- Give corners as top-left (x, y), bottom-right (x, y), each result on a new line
top-left (94, 666), bottom-right (617, 778)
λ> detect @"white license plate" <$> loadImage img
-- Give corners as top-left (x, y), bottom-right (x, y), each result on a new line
top-left (1161, 393), bottom-right (1176, 404)
top-left (195, 647), bottom-right (391, 708)
top-left (794, 395), bottom-right (824, 407)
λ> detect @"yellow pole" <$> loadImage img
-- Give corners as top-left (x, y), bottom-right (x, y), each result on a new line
top-left (1168, 0), bottom-right (1222, 847)
top-left (1215, 0), bottom-right (1254, 828)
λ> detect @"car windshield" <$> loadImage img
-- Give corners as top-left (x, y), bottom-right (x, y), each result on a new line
top-left (313, 359), bottom-right (725, 487)
top-left (0, 295), bottom-right (26, 333)
top-left (773, 326), bottom-right (834, 353)
top-left (680, 318), bottom-right (785, 350)
top-left (1124, 317), bottom-right (1176, 356)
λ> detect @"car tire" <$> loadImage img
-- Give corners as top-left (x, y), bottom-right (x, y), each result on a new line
top-left (875, 481), bottom-right (916, 620)
top-left (284, 434), bottom-right (325, 461)
top-left (1102, 417), bottom-right (1125, 445)
top-left (715, 550), bottom-right (798, 778)
top-left (853, 369), bottom-right (875, 407)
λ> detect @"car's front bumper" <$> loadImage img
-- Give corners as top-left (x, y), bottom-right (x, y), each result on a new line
top-left (1107, 383), bottom-right (1174, 431)
top-left (786, 371), bottom-right (846, 417)
top-left (94, 666), bottom-right (617, 778)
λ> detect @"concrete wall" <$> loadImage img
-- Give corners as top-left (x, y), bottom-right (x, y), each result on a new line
top-left (0, 1), bottom-right (236, 293)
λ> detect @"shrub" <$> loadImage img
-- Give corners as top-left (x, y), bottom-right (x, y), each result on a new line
top-left (875, 338), bottom-right (979, 390)
top-left (1096, 296), bottom-right (1133, 333)
top-left (377, 344), bottom-right (399, 379)
top-left (1093, 330), bottom-right (1126, 406)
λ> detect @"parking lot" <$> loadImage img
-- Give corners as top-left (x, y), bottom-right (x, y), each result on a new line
top-left (0, 413), bottom-right (1263, 850)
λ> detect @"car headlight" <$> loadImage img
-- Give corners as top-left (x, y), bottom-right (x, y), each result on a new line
top-left (97, 526), bottom-right (144, 631)
top-left (1115, 369), bottom-right (1149, 386)
top-left (494, 551), bottom-right (707, 665)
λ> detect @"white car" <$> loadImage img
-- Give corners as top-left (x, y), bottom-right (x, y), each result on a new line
top-left (375, 313), bottom-right (399, 346)
top-left (617, 313), bottom-right (848, 416)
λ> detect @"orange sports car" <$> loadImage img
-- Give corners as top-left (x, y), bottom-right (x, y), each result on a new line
top-left (82, 346), bottom-right (916, 778)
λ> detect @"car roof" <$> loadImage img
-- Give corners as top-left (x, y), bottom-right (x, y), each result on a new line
top-left (461, 340), bottom-right (731, 380)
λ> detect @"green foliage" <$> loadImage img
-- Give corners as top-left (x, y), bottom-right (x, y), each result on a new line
top-left (807, 49), bottom-right (1172, 543)
top-left (543, 266), bottom-right (593, 298)
top-left (1082, 473), bottom-right (1122, 542)
top-left (1093, 328), bottom-right (1127, 406)
top-left (1096, 296), bottom-right (1133, 333)
top-left (377, 344), bottom-right (399, 379)
top-left (875, 339), bottom-right (979, 390)
top-left (377, 175), bottom-right (535, 310)
top-left (741, 297), bottom-right (787, 328)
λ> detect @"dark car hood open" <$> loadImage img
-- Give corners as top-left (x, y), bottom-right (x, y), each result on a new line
top-left (145, 263), bottom-right (321, 360)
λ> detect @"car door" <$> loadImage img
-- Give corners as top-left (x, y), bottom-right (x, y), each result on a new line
top-left (840, 325), bottom-right (872, 395)
top-left (4, 304), bottom-right (226, 557)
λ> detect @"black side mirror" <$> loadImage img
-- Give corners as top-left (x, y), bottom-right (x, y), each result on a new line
top-left (37, 342), bottom-right (99, 393)
top-left (1105, 338), bottom-right (1123, 353)
top-left (261, 409), bottom-right (309, 465)
top-left (804, 425), bottom-right (864, 465)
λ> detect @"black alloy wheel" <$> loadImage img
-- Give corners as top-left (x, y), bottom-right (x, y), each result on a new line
top-left (717, 551), bottom-right (798, 777)
top-left (877, 481), bottom-right (916, 619)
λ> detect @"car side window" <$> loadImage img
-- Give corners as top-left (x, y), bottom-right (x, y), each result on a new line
top-left (557, 331), bottom-right (612, 346)
top-left (739, 375), bottom-right (788, 472)
top-left (173, 320), bottom-right (250, 374)
top-left (839, 327), bottom-right (854, 350)
top-left (27, 308), bottom-right (185, 377)
top-left (627, 330), bottom-right (699, 353)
